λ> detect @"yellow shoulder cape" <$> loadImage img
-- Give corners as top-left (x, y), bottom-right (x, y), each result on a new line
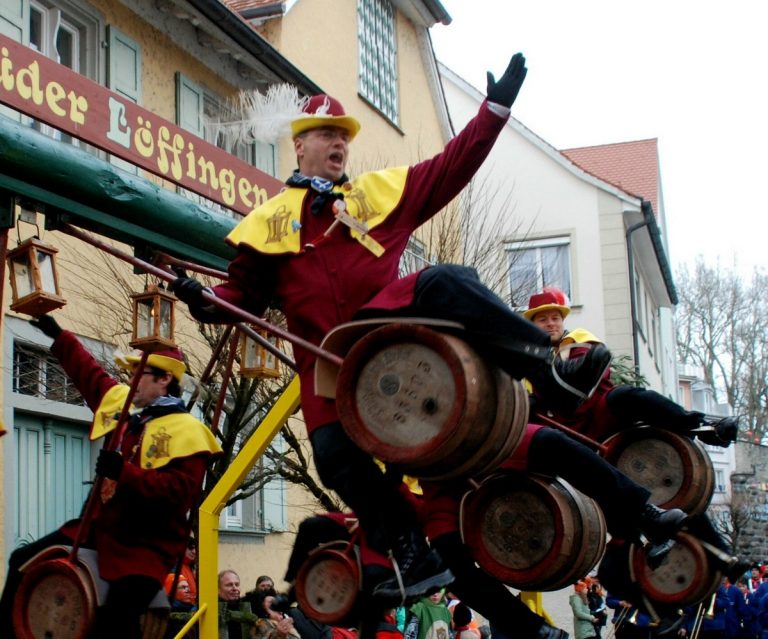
top-left (227, 167), bottom-right (409, 254)
top-left (560, 327), bottom-right (603, 346)
top-left (91, 385), bottom-right (222, 470)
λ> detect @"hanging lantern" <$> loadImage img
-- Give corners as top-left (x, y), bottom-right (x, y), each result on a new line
top-left (129, 284), bottom-right (177, 352)
top-left (6, 237), bottom-right (66, 316)
top-left (240, 328), bottom-right (281, 378)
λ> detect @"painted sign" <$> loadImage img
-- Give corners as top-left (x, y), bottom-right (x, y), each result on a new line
top-left (0, 33), bottom-right (284, 215)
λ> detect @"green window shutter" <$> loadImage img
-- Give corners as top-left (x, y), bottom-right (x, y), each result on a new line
top-left (107, 25), bottom-right (141, 103)
top-left (13, 414), bottom-right (91, 547)
top-left (107, 26), bottom-right (140, 173)
top-left (0, 0), bottom-right (28, 43)
top-left (176, 72), bottom-right (204, 136)
top-left (0, 0), bottom-right (27, 120)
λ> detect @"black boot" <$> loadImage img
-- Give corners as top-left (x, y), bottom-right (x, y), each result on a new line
top-left (530, 344), bottom-right (612, 410)
top-left (536, 622), bottom-right (570, 639)
top-left (696, 416), bottom-right (739, 447)
top-left (638, 504), bottom-right (687, 555)
top-left (492, 621), bottom-right (569, 639)
top-left (372, 532), bottom-right (453, 603)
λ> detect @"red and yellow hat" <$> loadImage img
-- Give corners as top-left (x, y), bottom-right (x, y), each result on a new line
top-left (119, 348), bottom-right (187, 382)
top-left (291, 94), bottom-right (361, 140)
top-left (523, 287), bottom-right (571, 321)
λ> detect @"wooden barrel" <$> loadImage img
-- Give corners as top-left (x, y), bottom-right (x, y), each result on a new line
top-left (13, 556), bottom-right (97, 639)
top-left (631, 532), bottom-right (722, 607)
top-left (460, 473), bottom-right (606, 591)
top-left (295, 543), bottom-right (360, 625)
top-left (545, 479), bottom-right (607, 591)
top-left (13, 546), bottom-right (168, 639)
top-left (602, 427), bottom-right (714, 515)
top-left (336, 324), bottom-right (528, 480)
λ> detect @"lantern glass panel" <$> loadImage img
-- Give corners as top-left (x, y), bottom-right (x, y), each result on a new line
top-left (36, 249), bottom-right (57, 293)
top-left (264, 336), bottom-right (277, 370)
top-left (243, 337), bottom-right (262, 369)
top-left (159, 299), bottom-right (172, 339)
top-left (11, 253), bottom-right (34, 298)
top-left (136, 298), bottom-right (154, 339)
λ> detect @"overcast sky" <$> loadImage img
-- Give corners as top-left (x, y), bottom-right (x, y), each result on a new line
top-left (430, 0), bottom-right (767, 279)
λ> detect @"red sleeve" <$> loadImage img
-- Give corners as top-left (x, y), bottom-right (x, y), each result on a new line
top-left (190, 245), bottom-right (276, 323)
top-left (398, 100), bottom-right (508, 229)
top-left (50, 330), bottom-right (118, 412)
top-left (116, 453), bottom-right (208, 505)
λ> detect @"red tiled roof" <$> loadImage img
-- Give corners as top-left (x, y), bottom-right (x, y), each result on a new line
top-left (561, 139), bottom-right (661, 215)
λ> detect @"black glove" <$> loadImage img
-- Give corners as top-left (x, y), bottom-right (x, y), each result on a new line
top-left (30, 315), bottom-right (63, 339)
top-left (486, 52), bottom-right (527, 108)
top-left (172, 276), bottom-right (206, 305)
top-left (95, 449), bottom-right (123, 480)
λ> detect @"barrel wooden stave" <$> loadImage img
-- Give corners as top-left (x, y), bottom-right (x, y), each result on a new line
top-left (337, 324), bottom-right (526, 481)
top-left (412, 370), bottom-right (528, 482)
top-left (295, 545), bottom-right (360, 625)
top-left (13, 547), bottom-right (168, 639)
top-left (14, 557), bottom-right (96, 639)
top-left (461, 473), bottom-right (605, 591)
top-left (631, 532), bottom-right (722, 607)
top-left (602, 427), bottom-right (714, 515)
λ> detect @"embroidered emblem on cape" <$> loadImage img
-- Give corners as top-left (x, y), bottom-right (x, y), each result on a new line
top-left (345, 186), bottom-right (380, 223)
top-left (100, 411), bottom-right (118, 430)
top-left (146, 426), bottom-right (171, 464)
top-left (266, 205), bottom-right (291, 243)
top-left (100, 478), bottom-right (117, 503)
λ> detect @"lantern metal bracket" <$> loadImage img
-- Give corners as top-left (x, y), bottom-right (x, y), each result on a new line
top-left (0, 190), bottom-right (16, 229)
top-left (14, 197), bottom-right (44, 242)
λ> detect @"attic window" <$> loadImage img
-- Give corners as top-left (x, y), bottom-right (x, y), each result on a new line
top-left (357, 0), bottom-right (399, 125)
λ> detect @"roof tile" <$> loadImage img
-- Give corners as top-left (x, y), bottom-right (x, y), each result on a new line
top-left (561, 139), bottom-right (661, 215)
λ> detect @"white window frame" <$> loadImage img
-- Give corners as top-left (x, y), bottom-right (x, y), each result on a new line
top-left (224, 497), bottom-right (243, 529)
top-left (505, 236), bottom-right (572, 309)
top-left (715, 468), bottom-right (726, 493)
top-left (357, 0), bottom-right (399, 125)
top-left (177, 75), bottom-right (276, 216)
top-left (399, 237), bottom-right (432, 277)
top-left (27, 0), bottom-right (100, 143)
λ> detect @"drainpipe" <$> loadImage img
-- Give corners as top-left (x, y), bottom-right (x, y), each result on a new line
top-left (626, 212), bottom-right (652, 378)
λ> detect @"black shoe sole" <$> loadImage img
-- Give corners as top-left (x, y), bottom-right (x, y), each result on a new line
top-left (372, 567), bottom-right (454, 602)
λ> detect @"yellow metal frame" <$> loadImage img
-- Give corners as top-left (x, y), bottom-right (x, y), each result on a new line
top-left (520, 591), bottom-right (553, 625)
top-left (194, 376), bottom-right (301, 639)
top-left (182, 376), bottom-right (549, 638)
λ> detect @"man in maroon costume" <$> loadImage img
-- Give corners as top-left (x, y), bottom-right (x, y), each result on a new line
top-left (0, 315), bottom-right (221, 638)
top-left (173, 53), bottom-right (617, 619)
top-left (524, 286), bottom-right (739, 445)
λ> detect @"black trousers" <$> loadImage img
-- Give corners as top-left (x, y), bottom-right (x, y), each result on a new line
top-left (0, 526), bottom-right (161, 639)
top-left (358, 264), bottom-right (553, 378)
top-left (606, 385), bottom-right (702, 431)
top-left (432, 531), bottom-right (547, 639)
top-left (310, 422), bottom-right (421, 555)
top-left (527, 427), bottom-right (650, 539)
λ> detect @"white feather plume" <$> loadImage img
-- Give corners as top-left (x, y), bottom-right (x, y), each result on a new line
top-left (205, 84), bottom-right (307, 146)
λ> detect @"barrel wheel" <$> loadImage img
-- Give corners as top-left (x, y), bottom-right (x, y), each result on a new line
top-left (337, 324), bottom-right (495, 471)
top-left (544, 480), bottom-right (607, 591)
top-left (631, 532), bottom-right (722, 606)
top-left (140, 608), bottom-right (170, 639)
top-left (415, 370), bottom-right (529, 482)
top-left (13, 557), bottom-right (96, 639)
top-left (295, 544), bottom-right (361, 625)
top-left (602, 427), bottom-right (714, 515)
top-left (461, 473), bottom-right (579, 590)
